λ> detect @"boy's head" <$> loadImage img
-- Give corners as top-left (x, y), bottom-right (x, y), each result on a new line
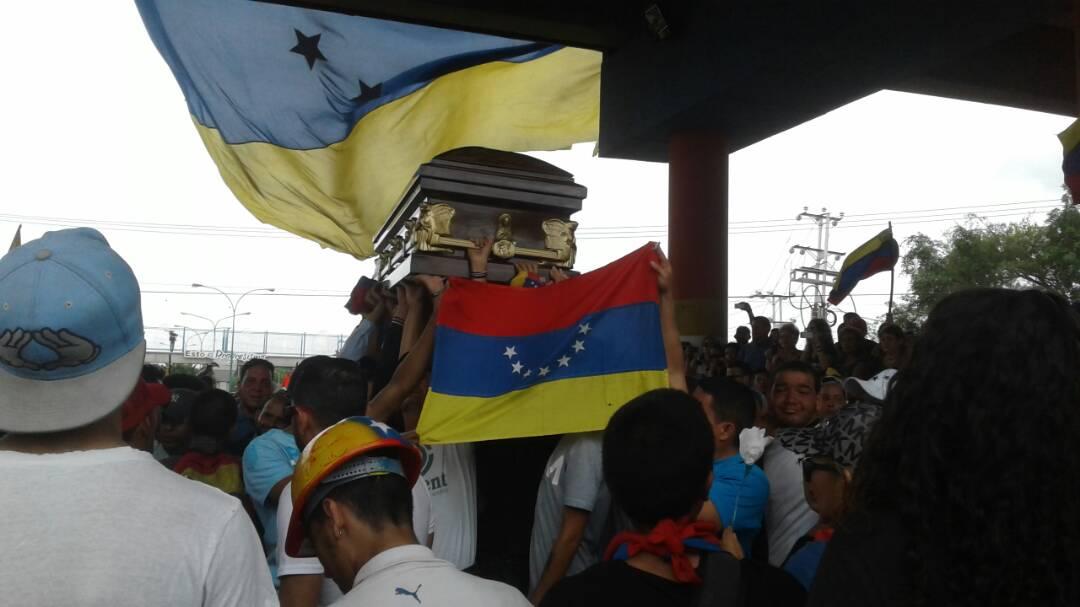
top-left (603, 389), bottom-right (714, 531)
top-left (693, 377), bottom-right (757, 459)
top-left (189, 388), bottom-right (238, 442)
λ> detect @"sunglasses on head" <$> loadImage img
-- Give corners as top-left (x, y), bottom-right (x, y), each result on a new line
top-left (802, 455), bottom-right (845, 482)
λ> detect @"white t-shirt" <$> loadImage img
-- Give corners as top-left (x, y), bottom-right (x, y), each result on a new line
top-left (763, 440), bottom-right (819, 566)
top-left (276, 478), bottom-right (435, 606)
top-left (333, 544), bottom-right (528, 607)
top-left (419, 442), bottom-right (477, 570)
top-left (0, 446), bottom-right (276, 607)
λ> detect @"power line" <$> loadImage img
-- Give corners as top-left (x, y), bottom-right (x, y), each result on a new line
top-left (1, 196), bottom-right (1062, 242)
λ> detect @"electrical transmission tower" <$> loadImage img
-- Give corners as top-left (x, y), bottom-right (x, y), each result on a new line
top-left (789, 207), bottom-right (845, 322)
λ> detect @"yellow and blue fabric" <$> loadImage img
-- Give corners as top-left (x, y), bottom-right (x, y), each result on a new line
top-left (135, 0), bottom-right (600, 258)
top-left (827, 227), bottom-right (900, 306)
top-left (1060, 119), bottom-right (1080, 202)
top-left (418, 245), bottom-right (670, 444)
top-left (285, 416), bottom-right (420, 557)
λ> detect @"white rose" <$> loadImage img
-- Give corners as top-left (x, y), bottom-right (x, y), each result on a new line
top-left (738, 427), bottom-right (772, 466)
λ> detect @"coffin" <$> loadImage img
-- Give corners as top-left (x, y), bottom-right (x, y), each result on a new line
top-left (373, 147), bottom-right (586, 285)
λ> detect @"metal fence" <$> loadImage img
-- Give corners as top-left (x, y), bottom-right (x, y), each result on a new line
top-left (146, 326), bottom-right (347, 359)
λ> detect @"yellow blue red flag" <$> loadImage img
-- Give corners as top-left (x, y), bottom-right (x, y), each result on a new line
top-left (1060, 119), bottom-right (1080, 203)
top-left (135, 0), bottom-right (600, 258)
top-left (418, 245), bottom-right (670, 444)
top-left (828, 227), bottom-right (900, 306)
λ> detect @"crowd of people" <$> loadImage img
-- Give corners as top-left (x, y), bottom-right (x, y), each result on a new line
top-left (1, 227), bottom-right (1078, 607)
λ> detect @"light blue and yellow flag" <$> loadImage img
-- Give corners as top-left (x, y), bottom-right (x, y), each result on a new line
top-left (135, 0), bottom-right (600, 257)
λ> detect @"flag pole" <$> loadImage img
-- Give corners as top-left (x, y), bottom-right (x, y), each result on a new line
top-left (887, 221), bottom-right (895, 322)
top-left (8, 225), bottom-right (21, 253)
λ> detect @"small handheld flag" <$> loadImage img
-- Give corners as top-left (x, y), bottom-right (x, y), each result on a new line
top-left (418, 245), bottom-right (669, 444)
top-left (1060, 119), bottom-right (1079, 203)
top-left (828, 227), bottom-right (900, 306)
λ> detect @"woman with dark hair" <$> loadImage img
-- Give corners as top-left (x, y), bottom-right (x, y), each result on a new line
top-left (809, 289), bottom-right (1080, 607)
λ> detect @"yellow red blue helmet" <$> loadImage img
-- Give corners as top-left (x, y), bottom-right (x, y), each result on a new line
top-left (284, 416), bottom-right (421, 557)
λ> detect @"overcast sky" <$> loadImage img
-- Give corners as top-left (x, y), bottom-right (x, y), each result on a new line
top-left (1, 2), bottom-right (1072, 353)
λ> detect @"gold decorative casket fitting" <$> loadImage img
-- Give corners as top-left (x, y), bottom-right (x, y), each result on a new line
top-left (411, 203), bottom-right (577, 268)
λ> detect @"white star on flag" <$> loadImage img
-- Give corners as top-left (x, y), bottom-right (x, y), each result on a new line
top-left (511, 361), bottom-right (524, 374)
top-left (538, 366), bottom-right (551, 377)
top-left (572, 340), bottom-right (586, 353)
top-left (369, 421), bottom-right (394, 435)
top-left (558, 355), bottom-right (572, 367)
top-left (503, 346), bottom-right (517, 359)
top-left (523, 369), bottom-right (532, 378)
top-left (578, 322), bottom-right (592, 335)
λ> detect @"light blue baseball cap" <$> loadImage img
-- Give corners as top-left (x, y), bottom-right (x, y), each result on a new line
top-left (0, 228), bottom-right (146, 432)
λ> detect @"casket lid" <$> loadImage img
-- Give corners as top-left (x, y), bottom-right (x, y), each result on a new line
top-left (375, 147), bottom-right (586, 245)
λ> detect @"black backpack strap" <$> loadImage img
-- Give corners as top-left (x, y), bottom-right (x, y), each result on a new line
top-left (694, 551), bottom-right (742, 607)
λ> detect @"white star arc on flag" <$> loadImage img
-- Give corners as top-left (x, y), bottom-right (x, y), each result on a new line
top-left (538, 366), bottom-right (551, 377)
top-left (558, 355), bottom-right (572, 367)
top-left (572, 340), bottom-right (586, 353)
top-left (578, 322), bottom-right (592, 335)
top-left (511, 361), bottom-right (524, 374)
top-left (503, 346), bottom-right (517, 359)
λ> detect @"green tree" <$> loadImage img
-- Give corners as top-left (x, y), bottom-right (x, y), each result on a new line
top-left (166, 363), bottom-right (200, 376)
top-left (893, 206), bottom-right (1079, 327)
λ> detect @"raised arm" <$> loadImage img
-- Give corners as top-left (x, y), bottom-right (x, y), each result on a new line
top-left (651, 248), bottom-right (687, 392)
top-left (467, 237), bottom-right (494, 282)
top-left (366, 276), bottom-right (445, 422)
top-left (734, 301), bottom-right (755, 326)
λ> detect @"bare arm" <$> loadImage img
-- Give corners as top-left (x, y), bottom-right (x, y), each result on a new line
top-left (266, 476), bottom-right (292, 507)
top-left (652, 249), bottom-right (687, 392)
top-left (529, 507), bottom-right (591, 605)
top-left (466, 237), bottom-right (493, 282)
top-left (278, 575), bottom-right (323, 607)
top-left (398, 282), bottom-right (425, 357)
top-left (734, 301), bottom-right (755, 326)
top-left (697, 499), bottom-right (722, 527)
top-left (366, 277), bottom-right (444, 422)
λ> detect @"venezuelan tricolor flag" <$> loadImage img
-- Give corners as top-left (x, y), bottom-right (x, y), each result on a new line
top-left (828, 227), bottom-right (900, 306)
top-left (418, 245), bottom-right (669, 444)
top-left (1060, 119), bottom-right (1080, 202)
top-left (135, 0), bottom-right (600, 258)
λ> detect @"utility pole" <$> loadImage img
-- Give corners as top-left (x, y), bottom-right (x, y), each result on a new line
top-left (790, 207), bottom-right (845, 322)
top-left (167, 330), bottom-right (178, 373)
top-left (750, 291), bottom-right (790, 326)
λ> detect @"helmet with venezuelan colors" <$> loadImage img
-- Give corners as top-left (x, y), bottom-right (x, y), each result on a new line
top-left (284, 416), bottom-right (421, 557)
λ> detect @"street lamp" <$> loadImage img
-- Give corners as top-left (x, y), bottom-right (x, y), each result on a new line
top-left (191, 284), bottom-right (275, 387)
top-left (180, 311), bottom-right (251, 353)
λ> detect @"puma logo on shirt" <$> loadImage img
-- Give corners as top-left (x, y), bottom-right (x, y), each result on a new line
top-left (395, 584), bottom-right (422, 603)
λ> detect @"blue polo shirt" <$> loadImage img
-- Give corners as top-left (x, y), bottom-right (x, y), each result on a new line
top-left (709, 454), bottom-right (770, 555)
top-left (242, 428), bottom-right (300, 585)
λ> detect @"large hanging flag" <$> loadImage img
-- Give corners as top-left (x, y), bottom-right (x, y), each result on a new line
top-left (828, 227), bottom-right (900, 306)
top-left (418, 245), bottom-right (669, 444)
top-left (1060, 119), bottom-right (1080, 203)
top-left (135, 0), bottom-right (600, 258)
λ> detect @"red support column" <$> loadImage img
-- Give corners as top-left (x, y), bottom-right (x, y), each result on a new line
top-left (668, 133), bottom-right (728, 339)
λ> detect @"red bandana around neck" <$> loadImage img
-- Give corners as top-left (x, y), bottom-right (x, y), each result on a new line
top-left (604, 518), bottom-right (722, 584)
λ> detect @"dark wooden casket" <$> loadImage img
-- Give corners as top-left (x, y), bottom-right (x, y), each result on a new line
top-left (373, 147), bottom-right (586, 285)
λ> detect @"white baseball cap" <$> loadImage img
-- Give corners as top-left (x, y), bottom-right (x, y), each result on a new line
top-left (844, 369), bottom-right (897, 405)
